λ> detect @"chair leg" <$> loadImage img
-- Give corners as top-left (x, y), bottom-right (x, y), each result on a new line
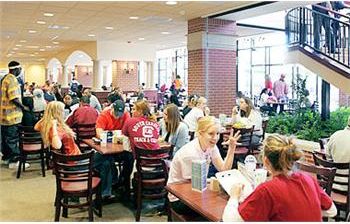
top-left (16, 155), bottom-right (23, 179)
top-left (62, 197), bottom-right (68, 218)
top-left (54, 196), bottom-right (61, 221)
top-left (88, 195), bottom-right (94, 222)
top-left (96, 185), bottom-right (102, 217)
top-left (135, 184), bottom-right (142, 222)
top-left (166, 198), bottom-right (172, 222)
top-left (40, 151), bottom-right (46, 177)
top-left (22, 154), bottom-right (27, 172)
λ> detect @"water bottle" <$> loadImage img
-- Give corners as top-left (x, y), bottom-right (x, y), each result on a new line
top-left (244, 155), bottom-right (257, 173)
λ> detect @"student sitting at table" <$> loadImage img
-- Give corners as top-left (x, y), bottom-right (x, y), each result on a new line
top-left (34, 101), bottom-right (116, 199)
top-left (159, 104), bottom-right (189, 157)
top-left (183, 96), bottom-right (208, 133)
top-left (222, 134), bottom-right (337, 221)
top-left (95, 99), bottom-right (133, 197)
top-left (122, 99), bottom-right (160, 156)
top-left (231, 96), bottom-right (263, 147)
top-left (66, 96), bottom-right (98, 128)
top-left (167, 116), bottom-right (241, 215)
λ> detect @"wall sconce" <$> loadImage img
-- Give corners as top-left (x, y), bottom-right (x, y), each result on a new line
top-left (124, 62), bottom-right (134, 74)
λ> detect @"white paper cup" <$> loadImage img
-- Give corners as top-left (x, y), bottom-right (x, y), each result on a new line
top-left (254, 168), bottom-right (268, 187)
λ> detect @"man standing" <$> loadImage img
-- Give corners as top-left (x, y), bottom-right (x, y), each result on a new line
top-left (273, 74), bottom-right (288, 113)
top-left (0, 61), bottom-right (29, 169)
top-left (83, 88), bottom-right (102, 112)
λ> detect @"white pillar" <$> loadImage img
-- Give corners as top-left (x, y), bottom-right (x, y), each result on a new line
top-left (45, 68), bottom-right (49, 81)
top-left (147, 62), bottom-right (154, 89)
top-left (92, 60), bottom-right (103, 90)
top-left (62, 65), bottom-right (69, 87)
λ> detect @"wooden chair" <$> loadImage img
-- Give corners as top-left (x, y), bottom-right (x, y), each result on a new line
top-left (313, 153), bottom-right (350, 221)
top-left (232, 125), bottom-right (255, 156)
top-left (73, 123), bottom-right (96, 152)
top-left (189, 131), bottom-right (195, 141)
top-left (33, 110), bottom-right (44, 121)
top-left (295, 161), bottom-right (336, 195)
top-left (52, 150), bottom-right (102, 221)
top-left (261, 119), bottom-right (268, 140)
top-left (17, 125), bottom-right (47, 178)
top-left (133, 147), bottom-right (171, 221)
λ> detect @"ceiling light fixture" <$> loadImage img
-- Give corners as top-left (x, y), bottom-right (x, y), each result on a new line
top-left (166, 1), bottom-right (178, 5)
top-left (27, 46), bottom-right (39, 49)
top-left (13, 48), bottom-right (19, 50)
top-left (124, 62), bottom-right (134, 74)
top-left (45, 46), bottom-right (52, 48)
top-left (105, 26), bottom-right (114, 30)
top-left (53, 41), bottom-right (59, 45)
top-left (19, 40), bottom-right (27, 43)
top-left (138, 38), bottom-right (145, 41)
top-left (129, 16), bottom-right (139, 20)
top-left (161, 31), bottom-right (170, 35)
top-left (15, 44), bottom-right (22, 47)
top-left (44, 13), bottom-right (54, 17)
top-left (88, 34), bottom-right (95, 37)
top-left (28, 30), bottom-right (37, 33)
top-left (39, 49), bottom-right (45, 51)
top-left (37, 21), bottom-right (46, 24)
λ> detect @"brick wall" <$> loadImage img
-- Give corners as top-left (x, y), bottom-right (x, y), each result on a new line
top-left (339, 90), bottom-right (350, 106)
top-left (187, 18), bottom-right (236, 116)
top-left (75, 65), bottom-right (93, 87)
top-left (112, 60), bottom-right (139, 91)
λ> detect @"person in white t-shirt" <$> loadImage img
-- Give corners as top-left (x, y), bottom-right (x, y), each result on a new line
top-left (183, 96), bottom-right (208, 132)
top-left (167, 116), bottom-right (241, 215)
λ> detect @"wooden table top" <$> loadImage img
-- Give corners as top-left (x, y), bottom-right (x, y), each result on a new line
top-left (82, 139), bottom-right (124, 154)
top-left (166, 182), bottom-right (228, 222)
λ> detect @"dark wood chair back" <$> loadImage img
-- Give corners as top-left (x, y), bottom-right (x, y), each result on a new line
top-left (319, 137), bottom-right (330, 150)
top-left (261, 120), bottom-right (268, 140)
top-left (313, 153), bottom-right (350, 221)
top-left (17, 125), bottom-right (46, 178)
top-left (233, 125), bottom-right (255, 148)
top-left (134, 147), bottom-right (171, 221)
top-left (189, 131), bottom-right (195, 141)
top-left (33, 110), bottom-right (45, 120)
top-left (295, 161), bottom-right (336, 195)
top-left (73, 123), bottom-right (96, 151)
top-left (52, 150), bottom-right (102, 221)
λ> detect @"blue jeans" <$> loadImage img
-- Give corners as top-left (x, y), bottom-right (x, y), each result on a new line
top-left (93, 153), bottom-right (117, 197)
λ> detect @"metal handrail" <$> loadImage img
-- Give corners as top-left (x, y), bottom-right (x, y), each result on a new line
top-left (286, 6), bottom-right (350, 68)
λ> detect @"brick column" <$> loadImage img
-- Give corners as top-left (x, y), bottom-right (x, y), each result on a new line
top-left (187, 17), bottom-right (237, 116)
top-left (339, 90), bottom-right (350, 107)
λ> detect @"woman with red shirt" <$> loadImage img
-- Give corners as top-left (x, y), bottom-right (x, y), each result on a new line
top-left (222, 134), bottom-right (337, 221)
top-left (35, 101), bottom-right (116, 198)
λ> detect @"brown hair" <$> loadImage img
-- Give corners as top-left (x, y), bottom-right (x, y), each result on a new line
top-left (240, 96), bottom-right (254, 117)
top-left (164, 104), bottom-right (182, 134)
top-left (134, 99), bottom-right (156, 122)
top-left (263, 134), bottom-right (303, 175)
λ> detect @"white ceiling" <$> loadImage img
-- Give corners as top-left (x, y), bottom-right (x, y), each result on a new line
top-left (0, 1), bottom-right (306, 63)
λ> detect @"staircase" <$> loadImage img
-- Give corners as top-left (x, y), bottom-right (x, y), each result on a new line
top-left (285, 5), bottom-right (350, 94)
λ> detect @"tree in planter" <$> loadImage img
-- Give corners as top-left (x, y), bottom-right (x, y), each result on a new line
top-left (291, 73), bottom-right (311, 110)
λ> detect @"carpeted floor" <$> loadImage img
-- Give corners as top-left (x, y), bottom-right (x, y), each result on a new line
top-left (0, 160), bottom-right (167, 222)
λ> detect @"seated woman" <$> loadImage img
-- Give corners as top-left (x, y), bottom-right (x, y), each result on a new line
top-left (122, 99), bottom-right (160, 156)
top-left (159, 104), bottom-right (189, 156)
top-left (232, 96), bottom-right (263, 146)
top-left (222, 134), bottom-right (337, 221)
top-left (258, 88), bottom-right (273, 115)
top-left (33, 88), bottom-right (47, 112)
top-left (183, 96), bottom-right (208, 133)
top-left (34, 101), bottom-right (116, 199)
top-left (167, 116), bottom-right (241, 215)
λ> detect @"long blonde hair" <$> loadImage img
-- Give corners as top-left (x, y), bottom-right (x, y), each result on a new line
top-left (134, 99), bottom-right (156, 122)
top-left (263, 134), bottom-right (303, 175)
top-left (40, 101), bottom-right (76, 147)
top-left (165, 104), bottom-right (181, 134)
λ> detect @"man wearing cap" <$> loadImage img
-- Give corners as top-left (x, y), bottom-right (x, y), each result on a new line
top-left (326, 115), bottom-right (350, 191)
top-left (273, 74), bottom-right (288, 113)
top-left (0, 61), bottom-right (29, 169)
top-left (96, 99), bottom-right (133, 198)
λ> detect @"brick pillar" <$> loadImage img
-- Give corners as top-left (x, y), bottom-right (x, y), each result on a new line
top-left (187, 17), bottom-right (237, 116)
top-left (339, 90), bottom-right (350, 107)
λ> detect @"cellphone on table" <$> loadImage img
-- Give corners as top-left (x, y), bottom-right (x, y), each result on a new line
top-left (92, 137), bottom-right (101, 144)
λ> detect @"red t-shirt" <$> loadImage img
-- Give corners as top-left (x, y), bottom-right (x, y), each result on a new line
top-left (122, 117), bottom-right (160, 155)
top-left (96, 108), bottom-right (130, 131)
top-left (66, 104), bottom-right (98, 128)
top-left (238, 172), bottom-right (332, 221)
top-left (49, 127), bottom-right (81, 156)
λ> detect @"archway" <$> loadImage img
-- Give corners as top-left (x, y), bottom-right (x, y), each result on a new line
top-left (47, 58), bottom-right (62, 83)
top-left (65, 50), bottom-right (93, 87)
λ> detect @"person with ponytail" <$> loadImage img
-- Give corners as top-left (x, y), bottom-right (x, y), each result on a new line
top-left (122, 99), bottom-right (160, 157)
top-left (35, 101), bottom-right (116, 199)
top-left (222, 134), bottom-right (337, 221)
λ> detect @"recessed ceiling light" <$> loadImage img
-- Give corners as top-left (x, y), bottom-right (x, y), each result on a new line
top-left (37, 21), bottom-right (46, 24)
top-left (105, 26), bottom-right (114, 30)
top-left (15, 44), bottom-right (22, 47)
top-left (52, 41), bottom-right (59, 45)
top-left (28, 30), bottom-right (37, 34)
top-left (34, 52), bottom-right (39, 55)
top-left (88, 34), bottom-right (95, 37)
top-left (30, 54), bottom-right (35, 57)
top-left (166, 1), bottom-right (177, 5)
top-left (138, 38), bottom-right (145, 41)
top-left (161, 32), bottom-right (170, 35)
top-left (129, 16), bottom-right (139, 20)
top-left (27, 45), bottom-right (39, 49)
top-left (44, 13), bottom-right (54, 17)
top-left (45, 46), bottom-right (52, 48)
top-left (39, 49), bottom-right (45, 51)
top-left (62, 26), bottom-right (70, 29)
top-left (13, 48), bottom-right (19, 50)
top-left (19, 40), bottom-right (27, 43)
